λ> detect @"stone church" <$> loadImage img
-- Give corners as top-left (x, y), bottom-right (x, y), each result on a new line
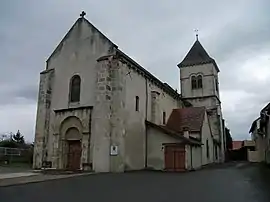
top-left (33, 13), bottom-right (226, 172)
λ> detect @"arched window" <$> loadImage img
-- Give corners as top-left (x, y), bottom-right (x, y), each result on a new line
top-left (197, 75), bottom-right (203, 89)
top-left (70, 75), bottom-right (81, 103)
top-left (191, 76), bottom-right (197, 89)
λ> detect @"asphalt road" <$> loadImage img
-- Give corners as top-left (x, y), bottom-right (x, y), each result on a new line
top-left (1, 163), bottom-right (270, 202)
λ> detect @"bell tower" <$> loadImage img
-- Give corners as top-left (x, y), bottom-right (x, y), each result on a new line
top-left (178, 37), bottom-right (225, 162)
top-left (178, 38), bottom-right (220, 101)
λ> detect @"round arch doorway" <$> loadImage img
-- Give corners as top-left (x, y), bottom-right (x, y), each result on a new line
top-left (66, 127), bottom-right (82, 170)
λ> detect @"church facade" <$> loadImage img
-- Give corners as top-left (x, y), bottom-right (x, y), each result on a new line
top-left (33, 14), bottom-right (226, 172)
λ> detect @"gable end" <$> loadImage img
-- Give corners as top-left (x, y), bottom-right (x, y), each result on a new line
top-left (46, 17), bottom-right (118, 65)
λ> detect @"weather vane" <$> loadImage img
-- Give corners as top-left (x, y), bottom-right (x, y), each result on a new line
top-left (194, 29), bottom-right (199, 41)
top-left (80, 11), bottom-right (86, 18)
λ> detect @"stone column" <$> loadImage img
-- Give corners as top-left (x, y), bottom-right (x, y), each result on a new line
top-left (51, 133), bottom-right (60, 168)
top-left (81, 132), bottom-right (89, 168)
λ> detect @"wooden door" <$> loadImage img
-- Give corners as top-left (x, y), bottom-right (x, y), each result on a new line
top-left (67, 141), bottom-right (82, 170)
top-left (164, 145), bottom-right (186, 172)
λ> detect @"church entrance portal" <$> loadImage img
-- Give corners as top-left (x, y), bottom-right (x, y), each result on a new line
top-left (67, 140), bottom-right (82, 170)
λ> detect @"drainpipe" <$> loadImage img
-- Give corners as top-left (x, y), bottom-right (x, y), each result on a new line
top-left (144, 78), bottom-right (148, 169)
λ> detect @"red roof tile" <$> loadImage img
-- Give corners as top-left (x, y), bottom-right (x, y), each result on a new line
top-left (232, 141), bottom-right (243, 150)
top-left (166, 107), bottom-right (206, 132)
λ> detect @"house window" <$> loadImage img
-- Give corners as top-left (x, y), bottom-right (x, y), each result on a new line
top-left (191, 76), bottom-right (197, 89)
top-left (69, 75), bottom-right (81, 103)
top-left (206, 139), bottom-right (209, 158)
top-left (163, 111), bottom-right (166, 124)
top-left (135, 96), bottom-right (139, 111)
top-left (197, 75), bottom-right (203, 89)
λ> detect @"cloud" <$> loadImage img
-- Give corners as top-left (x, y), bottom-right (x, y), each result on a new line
top-left (0, 0), bottom-right (270, 141)
top-left (0, 103), bottom-right (37, 142)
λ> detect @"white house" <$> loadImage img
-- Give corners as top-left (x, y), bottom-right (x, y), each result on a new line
top-left (33, 13), bottom-right (226, 173)
top-left (250, 103), bottom-right (270, 163)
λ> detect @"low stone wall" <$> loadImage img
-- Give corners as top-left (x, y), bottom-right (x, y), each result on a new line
top-left (248, 151), bottom-right (259, 162)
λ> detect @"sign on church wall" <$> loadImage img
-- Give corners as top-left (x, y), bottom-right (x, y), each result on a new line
top-left (110, 145), bottom-right (118, 156)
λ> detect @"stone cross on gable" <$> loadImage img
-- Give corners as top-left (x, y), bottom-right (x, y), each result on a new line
top-left (194, 29), bottom-right (199, 41)
top-left (80, 11), bottom-right (86, 18)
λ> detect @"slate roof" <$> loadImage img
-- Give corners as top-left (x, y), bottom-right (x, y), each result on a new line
top-left (249, 117), bottom-right (260, 133)
top-left (261, 102), bottom-right (270, 114)
top-left (116, 50), bottom-right (181, 99)
top-left (166, 107), bottom-right (206, 132)
top-left (178, 40), bottom-right (220, 72)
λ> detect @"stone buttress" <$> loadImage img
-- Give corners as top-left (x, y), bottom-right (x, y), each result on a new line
top-left (91, 55), bottom-right (126, 172)
top-left (33, 69), bottom-right (55, 169)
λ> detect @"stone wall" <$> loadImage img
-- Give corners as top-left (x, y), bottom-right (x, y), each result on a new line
top-left (119, 59), bottom-right (182, 170)
top-left (46, 18), bottom-right (115, 110)
top-left (201, 111), bottom-right (215, 165)
top-left (34, 17), bottom-right (116, 170)
top-left (180, 63), bottom-right (219, 99)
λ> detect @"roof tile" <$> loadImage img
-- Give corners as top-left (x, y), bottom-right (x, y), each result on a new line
top-left (178, 40), bottom-right (220, 72)
top-left (166, 107), bottom-right (206, 132)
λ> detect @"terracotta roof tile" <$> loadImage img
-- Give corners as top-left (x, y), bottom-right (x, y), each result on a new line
top-left (232, 141), bottom-right (243, 150)
top-left (166, 107), bottom-right (206, 132)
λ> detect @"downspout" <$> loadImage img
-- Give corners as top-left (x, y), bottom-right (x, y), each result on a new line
top-left (144, 78), bottom-right (148, 168)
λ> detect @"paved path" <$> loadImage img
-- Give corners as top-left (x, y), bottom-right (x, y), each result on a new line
top-left (0, 172), bottom-right (38, 180)
top-left (1, 162), bottom-right (270, 202)
top-left (0, 165), bottom-right (32, 174)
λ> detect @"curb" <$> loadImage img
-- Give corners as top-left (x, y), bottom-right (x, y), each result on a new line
top-left (0, 172), bottom-right (94, 188)
top-left (236, 162), bottom-right (258, 168)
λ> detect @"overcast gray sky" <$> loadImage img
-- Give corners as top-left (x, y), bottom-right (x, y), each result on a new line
top-left (1, 0), bottom-right (270, 142)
